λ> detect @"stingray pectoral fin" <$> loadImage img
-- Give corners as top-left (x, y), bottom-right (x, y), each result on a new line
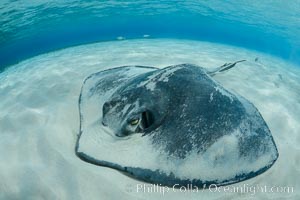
top-left (208, 60), bottom-right (246, 76)
top-left (81, 65), bottom-right (157, 97)
top-left (76, 65), bottom-right (157, 158)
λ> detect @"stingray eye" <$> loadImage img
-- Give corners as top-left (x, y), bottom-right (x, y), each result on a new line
top-left (129, 119), bottom-right (139, 126)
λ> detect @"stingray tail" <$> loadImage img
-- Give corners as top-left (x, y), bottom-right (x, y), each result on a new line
top-left (207, 60), bottom-right (246, 76)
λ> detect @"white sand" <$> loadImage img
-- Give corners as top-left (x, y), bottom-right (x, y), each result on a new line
top-left (0, 39), bottom-right (299, 200)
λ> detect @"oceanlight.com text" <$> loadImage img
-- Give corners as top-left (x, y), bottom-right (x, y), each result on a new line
top-left (126, 183), bottom-right (294, 196)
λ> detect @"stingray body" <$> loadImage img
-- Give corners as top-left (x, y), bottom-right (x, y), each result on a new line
top-left (76, 63), bottom-right (278, 188)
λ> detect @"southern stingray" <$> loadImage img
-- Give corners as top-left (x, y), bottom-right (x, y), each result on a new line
top-left (75, 60), bottom-right (278, 188)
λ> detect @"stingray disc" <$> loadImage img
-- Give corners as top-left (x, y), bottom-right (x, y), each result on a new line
top-left (75, 64), bottom-right (278, 188)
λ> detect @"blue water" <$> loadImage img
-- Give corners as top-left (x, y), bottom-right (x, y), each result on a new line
top-left (1, 0), bottom-right (300, 71)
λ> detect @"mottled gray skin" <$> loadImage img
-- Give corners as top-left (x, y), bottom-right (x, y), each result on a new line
top-left (101, 69), bottom-right (169, 138)
top-left (76, 63), bottom-right (278, 187)
top-left (101, 64), bottom-right (271, 159)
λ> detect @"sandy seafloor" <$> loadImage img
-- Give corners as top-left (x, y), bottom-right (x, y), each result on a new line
top-left (0, 39), bottom-right (299, 200)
